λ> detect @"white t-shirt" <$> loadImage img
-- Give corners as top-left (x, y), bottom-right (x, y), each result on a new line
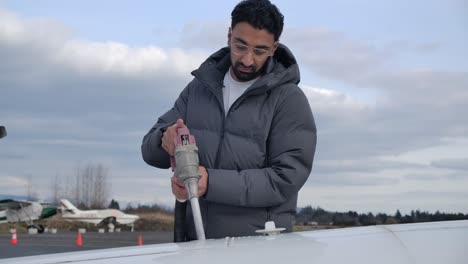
top-left (222, 69), bottom-right (258, 116)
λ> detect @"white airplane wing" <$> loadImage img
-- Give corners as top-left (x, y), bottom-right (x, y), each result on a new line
top-left (1, 220), bottom-right (467, 264)
top-left (0, 210), bottom-right (7, 224)
top-left (0, 199), bottom-right (45, 225)
top-left (0, 199), bottom-right (34, 210)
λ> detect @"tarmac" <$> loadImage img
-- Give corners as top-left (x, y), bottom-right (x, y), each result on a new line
top-left (0, 230), bottom-right (173, 259)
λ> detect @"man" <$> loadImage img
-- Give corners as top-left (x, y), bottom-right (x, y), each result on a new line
top-left (142, 0), bottom-right (316, 240)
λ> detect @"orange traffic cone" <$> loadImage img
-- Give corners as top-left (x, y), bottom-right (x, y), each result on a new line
top-left (11, 230), bottom-right (17, 245)
top-left (76, 232), bottom-right (83, 247)
top-left (138, 234), bottom-right (143, 246)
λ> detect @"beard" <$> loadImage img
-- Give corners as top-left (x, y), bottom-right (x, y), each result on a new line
top-left (231, 62), bottom-right (263, 82)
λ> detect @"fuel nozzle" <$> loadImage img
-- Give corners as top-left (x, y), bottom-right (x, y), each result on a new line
top-left (171, 127), bottom-right (205, 240)
top-left (172, 129), bottom-right (201, 200)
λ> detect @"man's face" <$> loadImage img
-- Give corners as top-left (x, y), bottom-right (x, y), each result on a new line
top-left (228, 22), bottom-right (278, 82)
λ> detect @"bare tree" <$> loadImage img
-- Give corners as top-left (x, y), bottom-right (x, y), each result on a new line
top-left (63, 174), bottom-right (74, 203)
top-left (74, 165), bottom-right (81, 206)
top-left (50, 174), bottom-right (61, 204)
top-left (25, 175), bottom-right (38, 201)
top-left (93, 164), bottom-right (110, 209)
top-left (50, 163), bottom-right (111, 209)
top-left (81, 164), bottom-right (92, 208)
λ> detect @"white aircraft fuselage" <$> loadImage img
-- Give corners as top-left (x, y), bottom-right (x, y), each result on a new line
top-left (59, 199), bottom-right (139, 226)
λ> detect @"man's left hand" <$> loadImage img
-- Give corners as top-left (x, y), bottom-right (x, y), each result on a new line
top-left (171, 166), bottom-right (208, 200)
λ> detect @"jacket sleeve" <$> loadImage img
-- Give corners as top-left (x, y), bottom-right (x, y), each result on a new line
top-left (204, 86), bottom-right (317, 207)
top-left (141, 86), bottom-right (189, 168)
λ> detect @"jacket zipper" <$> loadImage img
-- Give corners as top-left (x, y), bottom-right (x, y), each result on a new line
top-left (214, 86), bottom-right (226, 168)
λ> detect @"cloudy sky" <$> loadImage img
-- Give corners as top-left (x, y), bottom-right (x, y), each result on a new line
top-left (1, 0), bottom-right (467, 215)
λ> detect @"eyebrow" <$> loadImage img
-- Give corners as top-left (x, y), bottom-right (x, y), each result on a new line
top-left (232, 37), bottom-right (271, 50)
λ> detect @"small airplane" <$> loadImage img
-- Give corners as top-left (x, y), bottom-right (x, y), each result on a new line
top-left (0, 198), bottom-right (57, 233)
top-left (59, 199), bottom-right (139, 231)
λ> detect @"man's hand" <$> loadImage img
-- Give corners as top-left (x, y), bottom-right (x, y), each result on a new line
top-left (162, 119), bottom-right (186, 156)
top-left (197, 166), bottom-right (209, 197)
top-left (171, 166), bottom-right (209, 200)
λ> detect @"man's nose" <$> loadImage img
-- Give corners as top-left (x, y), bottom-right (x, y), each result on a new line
top-left (241, 51), bottom-right (254, 67)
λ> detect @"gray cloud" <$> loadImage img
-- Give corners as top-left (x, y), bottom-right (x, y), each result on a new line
top-left (283, 27), bottom-right (390, 83)
top-left (313, 158), bottom-right (425, 174)
top-left (288, 27), bottom-right (468, 166)
top-left (309, 173), bottom-right (399, 187)
top-left (404, 171), bottom-right (468, 181)
top-left (431, 159), bottom-right (468, 171)
top-left (302, 83), bottom-right (467, 163)
top-left (179, 20), bottom-right (230, 51)
top-left (403, 173), bottom-right (443, 181)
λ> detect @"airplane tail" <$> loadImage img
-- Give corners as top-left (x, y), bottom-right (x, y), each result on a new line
top-left (59, 199), bottom-right (80, 213)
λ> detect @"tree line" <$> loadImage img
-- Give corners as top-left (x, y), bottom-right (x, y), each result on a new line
top-left (296, 206), bottom-right (468, 226)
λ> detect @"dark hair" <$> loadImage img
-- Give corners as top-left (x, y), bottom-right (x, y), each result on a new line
top-left (231, 0), bottom-right (284, 41)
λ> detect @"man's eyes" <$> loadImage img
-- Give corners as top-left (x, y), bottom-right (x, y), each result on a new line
top-left (253, 49), bottom-right (268, 55)
top-left (235, 44), bottom-right (248, 51)
top-left (234, 43), bottom-right (268, 56)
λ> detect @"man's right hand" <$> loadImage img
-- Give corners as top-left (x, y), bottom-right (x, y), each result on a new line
top-left (162, 119), bottom-right (186, 156)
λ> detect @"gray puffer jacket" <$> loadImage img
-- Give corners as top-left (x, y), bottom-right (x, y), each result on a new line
top-left (142, 44), bottom-right (317, 239)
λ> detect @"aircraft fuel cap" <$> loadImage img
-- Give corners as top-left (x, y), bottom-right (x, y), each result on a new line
top-left (255, 221), bottom-right (286, 236)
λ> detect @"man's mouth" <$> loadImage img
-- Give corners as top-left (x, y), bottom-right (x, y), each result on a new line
top-left (238, 65), bottom-right (254, 73)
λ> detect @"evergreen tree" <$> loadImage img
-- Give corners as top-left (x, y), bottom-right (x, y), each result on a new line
top-left (108, 199), bottom-right (120, 210)
top-left (395, 210), bottom-right (402, 221)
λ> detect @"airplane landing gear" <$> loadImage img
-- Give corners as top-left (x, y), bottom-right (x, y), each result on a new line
top-left (27, 224), bottom-right (45, 233)
top-left (108, 222), bottom-right (115, 232)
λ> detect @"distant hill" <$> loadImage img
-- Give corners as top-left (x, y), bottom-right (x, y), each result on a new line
top-left (0, 194), bottom-right (30, 201)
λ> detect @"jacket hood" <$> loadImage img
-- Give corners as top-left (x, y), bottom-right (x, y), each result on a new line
top-left (192, 43), bottom-right (300, 94)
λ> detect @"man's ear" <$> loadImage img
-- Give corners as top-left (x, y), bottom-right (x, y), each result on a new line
top-left (227, 27), bottom-right (232, 45)
top-left (270, 41), bottom-right (279, 56)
